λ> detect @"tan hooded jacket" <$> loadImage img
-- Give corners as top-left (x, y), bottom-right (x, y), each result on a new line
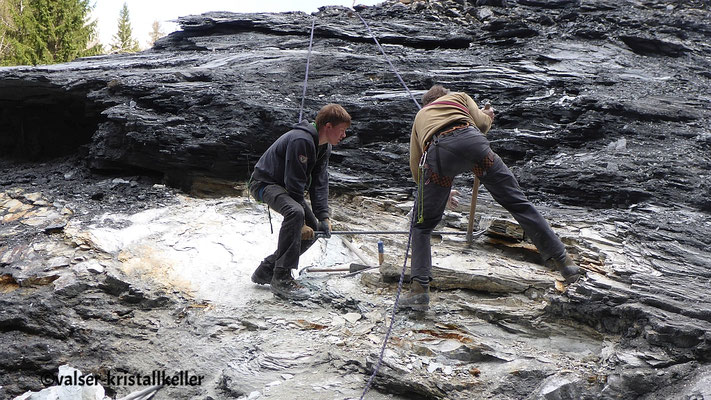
top-left (409, 92), bottom-right (492, 182)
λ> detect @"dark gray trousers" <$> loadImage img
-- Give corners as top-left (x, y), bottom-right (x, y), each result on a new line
top-left (411, 127), bottom-right (566, 281)
top-left (250, 182), bottom-right (318, 272)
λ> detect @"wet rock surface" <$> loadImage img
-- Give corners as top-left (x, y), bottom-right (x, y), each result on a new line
top-left (1, 0), bottom-right (710, 399)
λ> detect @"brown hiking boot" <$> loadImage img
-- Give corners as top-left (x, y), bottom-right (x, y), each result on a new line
top-left (399, 280), bottom-right (430, 311)
top-left (546, 253), bottom-right (581, 284)
top-left (251, 260), bottom-right (274, 285)
top-left (270, 268), bottom-right (311, 301)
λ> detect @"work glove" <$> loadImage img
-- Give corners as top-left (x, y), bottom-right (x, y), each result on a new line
top-left (317, 218), bottom-right (332, 238)
top-left (301, 225), bottom-right (315, 240)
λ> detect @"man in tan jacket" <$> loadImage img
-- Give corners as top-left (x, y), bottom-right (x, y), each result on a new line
top-left (401, 85), bottom-right (580, 311)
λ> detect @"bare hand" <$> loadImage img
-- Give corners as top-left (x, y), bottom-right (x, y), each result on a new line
top-left (481, 105), bottom-right (495, 122)
top-left (447, 189), bottom-right (461, 210)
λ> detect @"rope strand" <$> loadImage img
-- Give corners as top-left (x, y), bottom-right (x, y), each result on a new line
top-left (360, 208), bottom-right (416, 400)
top-left (299, 16), bottom-right (317, 123)
top-left (353, 10), bottom-right (421, 111)
top-left (294, 10), bottom-right (426, 399)
top-left (353, 9), bottom-right (424, 399)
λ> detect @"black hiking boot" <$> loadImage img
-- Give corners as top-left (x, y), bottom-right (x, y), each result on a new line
top-left (251, 260), bottom-right (274, 285)
top-left (546, 253), bottom-right (581, 284)
top-left (270, 268), bottom-right (311, 301)
top-left (399, 280), bottom-right (430, 312)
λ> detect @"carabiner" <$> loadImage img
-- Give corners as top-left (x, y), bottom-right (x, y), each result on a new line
top-left (418, 150), bottom-right (428, 168)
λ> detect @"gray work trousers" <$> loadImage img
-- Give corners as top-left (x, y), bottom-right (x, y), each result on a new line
top-left (250, 181), bottom-right (318, 272)
top-left (411, 127), bottom-right (566, 281)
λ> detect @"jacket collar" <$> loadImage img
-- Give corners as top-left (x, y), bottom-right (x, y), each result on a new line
top-left (292, 120), bottom-right (320, 147)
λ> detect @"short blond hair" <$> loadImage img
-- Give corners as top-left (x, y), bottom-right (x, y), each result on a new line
top-left (315, 104), bottom-right (351, 130)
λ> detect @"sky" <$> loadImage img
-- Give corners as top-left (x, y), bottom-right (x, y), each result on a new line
top-left (91, 0), bottom-right (384, 50)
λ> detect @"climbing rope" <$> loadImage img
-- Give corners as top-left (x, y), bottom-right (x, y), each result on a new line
top-left (259, 16), bottom-right (316, 233)
top-left (360, 209), bottom-right (416, 400)
top-left (352, 8), bottom-right (424, 400)
top-left (299, 16), bottom-right (317, 123)
top-left (291, 9), bottom-right (430, 398)
top-left (353, 10), bottom-right (422, 111)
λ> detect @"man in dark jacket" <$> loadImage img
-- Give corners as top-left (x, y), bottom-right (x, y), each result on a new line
top-left (249, 104), bottom-right (351, 300)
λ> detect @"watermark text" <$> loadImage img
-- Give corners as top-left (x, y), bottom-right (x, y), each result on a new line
top-left (40, 370), bottom-right (204, 387)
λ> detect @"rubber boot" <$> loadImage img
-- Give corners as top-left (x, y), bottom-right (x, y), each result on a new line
top-left (399, 280), bottom-right (430, 311)
top-left (251, 260), bottom-right (274, 285)
top-left (546, 253), bottom-right (581, 284)
top-left (270, 268), bottom-right (311, 301)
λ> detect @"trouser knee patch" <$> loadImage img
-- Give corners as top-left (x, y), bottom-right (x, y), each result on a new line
top-left (423, 164), bottom-right (453, 187)
top-left (473, 150), bottom-right (496, 178)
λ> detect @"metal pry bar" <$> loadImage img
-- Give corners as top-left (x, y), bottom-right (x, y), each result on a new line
top-left (314, 229), bottom-right (487, 238)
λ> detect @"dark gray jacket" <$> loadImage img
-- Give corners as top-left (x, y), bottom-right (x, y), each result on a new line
top-left (251, 121), bottom-right (331, 220)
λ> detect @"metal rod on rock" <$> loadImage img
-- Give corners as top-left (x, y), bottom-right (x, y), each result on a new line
top-left (317, 230), bottom-right (480, 236)
top-left (303, 267), bottom-right (351, 273)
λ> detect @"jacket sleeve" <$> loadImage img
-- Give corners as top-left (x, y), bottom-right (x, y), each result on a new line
top-left (309, 146), bottom-right (331, 220)
top-left (464, 94), bottom-right (492, 134)
top-left (284, 138), bottom-right (311, 204)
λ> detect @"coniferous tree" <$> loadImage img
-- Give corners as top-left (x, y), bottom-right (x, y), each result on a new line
top-left (110, 2), bottom-right (139, 53)
top-left (0, 0), bottom-right (102, 66)
top-left (0, 0), bottom-right (10, 60)
top-left (147, 20), bottom-right (164, 48)
top-left (3, 0), bottom-right (37, 65)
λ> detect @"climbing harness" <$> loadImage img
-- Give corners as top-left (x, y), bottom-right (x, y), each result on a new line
top-left (248, 177), bottom-right (274, 234)
top-left (415, 122), bottom-right (469, 222)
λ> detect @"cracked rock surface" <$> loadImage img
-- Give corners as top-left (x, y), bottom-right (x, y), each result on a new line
top-left (0, 155), bottom-right (709, 399)
top-left (1, 0), bottom-right (710, 399)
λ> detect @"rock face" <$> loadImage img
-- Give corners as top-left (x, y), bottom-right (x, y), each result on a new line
top-left (1, 0), bottom-right (710, 399)
top-left (0, 0), bottom-right (708, 206)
